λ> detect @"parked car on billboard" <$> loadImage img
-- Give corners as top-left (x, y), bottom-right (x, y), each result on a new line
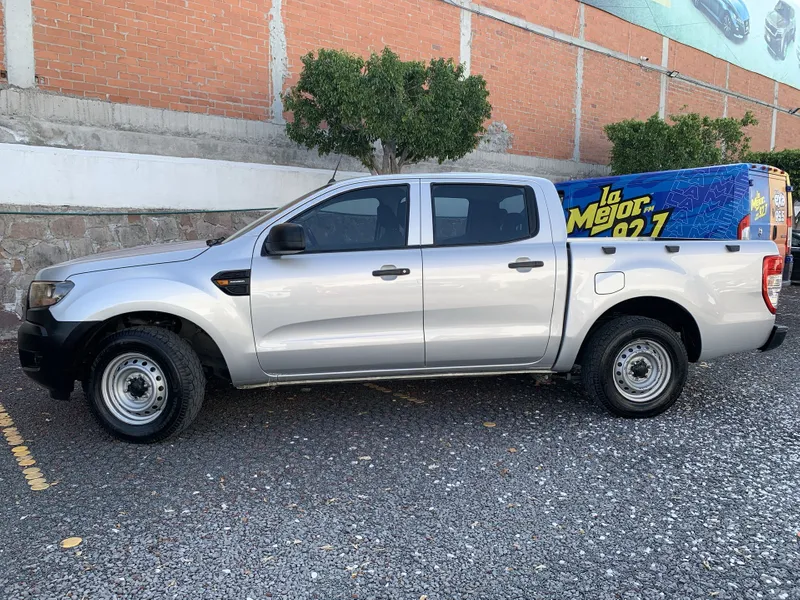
top-left (693, 0), bottom-right (751, 39)
top-left (765, 0), bottom-right (797, 59)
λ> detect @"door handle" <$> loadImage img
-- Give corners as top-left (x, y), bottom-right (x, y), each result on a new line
top-left (372, 267), bottom-right (411, 277)
top-left (508, 260), bottom-right (544, 269)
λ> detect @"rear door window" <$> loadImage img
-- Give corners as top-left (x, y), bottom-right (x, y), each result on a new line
top-left (431, 184), bottom-right (537, 246)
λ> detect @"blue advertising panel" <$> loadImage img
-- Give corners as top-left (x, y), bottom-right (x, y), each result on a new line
top-left (557, 164), bottom-right (751, 239)
top-left (582, 0), bottom-right (799, 92)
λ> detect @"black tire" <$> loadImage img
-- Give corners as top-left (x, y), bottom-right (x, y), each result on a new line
top-left (581, 316), bottom-right (688, 418)
top-left (722, 14), bottom-right (732, 37)
top-left (85, 327), bottom-right (205, 443)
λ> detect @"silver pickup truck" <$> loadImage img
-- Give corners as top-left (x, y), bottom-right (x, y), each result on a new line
top-left (18, 173), bottom-right (787, 442)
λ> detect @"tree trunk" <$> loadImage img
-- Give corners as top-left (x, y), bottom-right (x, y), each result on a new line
top-left (370, 140), bottom-right (402, 174)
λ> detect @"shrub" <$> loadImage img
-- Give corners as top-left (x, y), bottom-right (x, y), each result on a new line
top-left (283, 47), bottom-right (492, 174)
top-left (605, 112), bottom-right (757, 175)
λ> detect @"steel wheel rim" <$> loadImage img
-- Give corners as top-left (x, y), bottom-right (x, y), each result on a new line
top-left (101, 352), bottom-right (168, 425)
top-left (612, 338), bottom-right (672, 403)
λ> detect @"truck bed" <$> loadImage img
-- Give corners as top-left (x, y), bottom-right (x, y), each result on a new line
top-left (553, 237), bottom-right (779, 371)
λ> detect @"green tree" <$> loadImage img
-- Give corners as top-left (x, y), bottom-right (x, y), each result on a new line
top-left (283, 47), bottom-right (492, 174)
top-left (747, 149), bottom-right (800, 188)
top-left (604, 111), bottom-right (758, 175)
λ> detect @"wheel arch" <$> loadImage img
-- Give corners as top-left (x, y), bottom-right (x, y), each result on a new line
top-left (74, 311), bottom-right (231, 383)
top-left (574, 296), bottom-right (702, 366)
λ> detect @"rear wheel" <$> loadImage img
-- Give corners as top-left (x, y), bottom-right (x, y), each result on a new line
top-left (85, 327), bottom-right (205, 442)
top-left (581, 316), bottom-right (688, 418)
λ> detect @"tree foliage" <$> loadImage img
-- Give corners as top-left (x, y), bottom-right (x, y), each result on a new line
top-left (604, 111), bottom-right (758, 175)
top-left (283, 47), bottom-right (492, 174)
top-left (747, 149), bottom-right (800, 190)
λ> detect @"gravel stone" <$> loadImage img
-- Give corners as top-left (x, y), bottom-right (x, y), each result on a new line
top-left (0, 288), bottom-right (798, 599)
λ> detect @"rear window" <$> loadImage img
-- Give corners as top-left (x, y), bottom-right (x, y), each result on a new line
top-left (431, 184), bottom-right (537, 246)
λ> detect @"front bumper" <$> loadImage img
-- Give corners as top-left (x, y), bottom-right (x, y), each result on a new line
top-left (759, 325), bottom-right (788, 352)
top-left (731, 21), bottom-right (748, 39)
top-left (18, 309), bottom-right (99, 399)
top-left (765, 32), bottom-right (784, 55)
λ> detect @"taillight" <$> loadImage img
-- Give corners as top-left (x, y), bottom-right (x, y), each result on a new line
top-left (738, 214), bottom-right (750, 240)
top-left (762, 255), bottom-right (783, 314)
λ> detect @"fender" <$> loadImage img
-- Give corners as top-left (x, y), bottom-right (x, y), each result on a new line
top-left (49, 268), bottom-right (269, 387)
top-left (554, 240), bottom-right (775, 371)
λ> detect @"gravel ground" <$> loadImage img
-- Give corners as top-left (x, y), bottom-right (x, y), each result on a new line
top-left (1, 289), bottom-right (799, 600)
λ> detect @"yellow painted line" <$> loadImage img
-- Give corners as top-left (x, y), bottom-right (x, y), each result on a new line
top-left (0, 403), bottom-right (51, 492)
top-left (651, 0), bottom-right (671, 6)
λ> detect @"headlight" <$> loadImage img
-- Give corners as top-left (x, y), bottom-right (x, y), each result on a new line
top-left (27, 281), bottom-right (74, 309)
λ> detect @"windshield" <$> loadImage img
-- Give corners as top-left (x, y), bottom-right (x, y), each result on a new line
top-left (776, 1), bottom-right (793, 19)
top-left (222, 184), bottom-right (329, 243)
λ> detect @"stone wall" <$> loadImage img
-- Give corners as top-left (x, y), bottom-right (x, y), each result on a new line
top-left (0, 206), bottom-right (267, 337)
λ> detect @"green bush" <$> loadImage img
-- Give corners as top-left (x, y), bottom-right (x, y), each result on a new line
top-left (746, 149), bottom-right (800, 187)
top-left (283, 47), bottom-right (492, 174)
top-left (605, 112), bottom-right (757, 175)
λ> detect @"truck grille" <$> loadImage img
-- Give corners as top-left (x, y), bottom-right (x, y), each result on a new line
top-left (766, 22), bottom-right (778, 37)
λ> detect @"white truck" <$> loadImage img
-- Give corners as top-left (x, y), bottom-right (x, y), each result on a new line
top-left (18, 174), bottom-right (787, 442)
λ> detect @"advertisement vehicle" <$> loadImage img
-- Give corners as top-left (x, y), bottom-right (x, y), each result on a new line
top-left (765, 0), bottom-right (797, 59)
top-left (556, 164), bottom-right (794, 277)
top-left (18, 174), bottom-right (787, 443)
top-left (693, 0), bottom-right (751, 39)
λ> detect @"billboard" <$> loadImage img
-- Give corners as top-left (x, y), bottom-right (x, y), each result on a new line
top-left (582, 0), bottom-right (799, 91)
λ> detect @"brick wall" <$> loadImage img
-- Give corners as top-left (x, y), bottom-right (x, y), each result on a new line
top-left (728, 97), bottom-right (774, 153)
top-left (666, 79), bottom-right (726, 120)
top-left (32, 0), bottom-right (271, 119)
top-left (6, 0), bottom-right (800, 164)
top-left (473, 0), bottom-right (580, 36)
top-left (283, 0), bottom-right (460, 78)
top-left (776, 85), bottom-right (800, 151)
top-left (581, 54), bottom-right (662, 165)
top-left (471, 15), bottom-right (578, 159)
top-left (583, 4), bottom-right (663, 60)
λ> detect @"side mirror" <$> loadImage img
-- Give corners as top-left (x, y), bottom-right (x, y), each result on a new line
top-left (263, 223), bottom-right (306, 256)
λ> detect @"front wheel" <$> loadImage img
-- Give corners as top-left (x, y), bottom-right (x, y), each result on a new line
top-left (581, 316), bottom-right (688, 418)
top-left (722, 14), bottom-right (733, 38)
top-left (85, 327), bottom-right (206, 442)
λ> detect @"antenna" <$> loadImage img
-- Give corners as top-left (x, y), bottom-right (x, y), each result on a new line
top-left (327, 155), bottom-right (343, 185)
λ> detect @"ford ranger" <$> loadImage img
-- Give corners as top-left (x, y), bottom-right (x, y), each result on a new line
top-left (18, 174), bottom-right (788, 442)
